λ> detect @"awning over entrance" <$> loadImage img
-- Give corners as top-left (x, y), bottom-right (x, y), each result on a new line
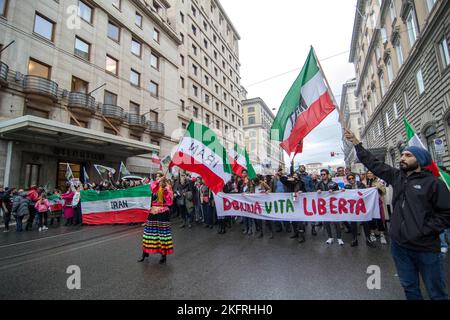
top-left (0, 116), bottom-right (159, 157)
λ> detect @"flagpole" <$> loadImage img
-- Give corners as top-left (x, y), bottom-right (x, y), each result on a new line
top-left (311, 46), bottom-right (347, 132)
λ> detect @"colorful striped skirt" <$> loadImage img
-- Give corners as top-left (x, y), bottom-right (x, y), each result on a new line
top-left (142, 211), bottom-right (174, 256)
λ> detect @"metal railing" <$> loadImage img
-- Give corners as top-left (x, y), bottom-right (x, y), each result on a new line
top-left (23, 75), bottom-right (58, 99)
top-left (102, 104), bottom-right (124, 120)
top-left (127, 113), bottom-right (146, 127)
top-left (0, 61), bottom-right (8, 84)
top-left (148, 121), bottom-right (165, 135)
top-left (68, 92), bottom-right (96, 113)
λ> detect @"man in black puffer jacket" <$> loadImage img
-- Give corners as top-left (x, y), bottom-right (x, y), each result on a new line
top-left (345, 128), bottom-right (450, 300)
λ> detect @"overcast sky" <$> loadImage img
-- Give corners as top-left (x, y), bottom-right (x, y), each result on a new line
top-left (221, 0), bottom-right (358, 168)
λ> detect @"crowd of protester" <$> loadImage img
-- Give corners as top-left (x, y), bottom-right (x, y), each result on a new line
top-left (1, 166), bottom-right (448, 254)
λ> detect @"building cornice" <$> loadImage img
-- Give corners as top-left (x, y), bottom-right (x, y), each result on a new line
top-left (213, 0), bottom-right (241, 40)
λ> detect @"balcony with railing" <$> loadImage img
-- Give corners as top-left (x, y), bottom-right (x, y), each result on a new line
top-left (127, 113), bottom-right (147, 131)
top-left (148, 121), bottom-right (165, 136)
top-left (102, 104), bottom-right (125, 124)
top-left (68, 92), bottom-right (96, 115)
top-left (0, 61), bottom-right (8, 86)
top-left (23, 75), bottom-right (58, 101)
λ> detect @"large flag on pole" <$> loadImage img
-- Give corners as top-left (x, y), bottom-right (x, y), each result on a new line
top-left (119, 161), bottom-right (130, 176)
top-left (94, 164), bottom-right (116, 178)
top-left (404, 118), bottom-right (450, 188)
top-left (65, 163), bottom-right (74, 181)
top-left (271, 47), bottom-right (336, 155)
top-left (83, 167), bottom-right (90, 184)
top-left (169, 120), bottom-right (232, 193)
top-left (229, 144), bottom-right (257, 179)
top-left (151, 153), bottom-right (163, 170)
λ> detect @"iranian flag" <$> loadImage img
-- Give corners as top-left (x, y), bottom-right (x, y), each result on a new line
top-left (169, 120), bottom-right (232, 193)
top-left (271, 47), bottom-right (336, 155)
top-left (81, 185), bottom-right (152, 225)
top-left (229, 144), bottom-right (257, 179)
top-left (404, 118), bottom-right (450, 188)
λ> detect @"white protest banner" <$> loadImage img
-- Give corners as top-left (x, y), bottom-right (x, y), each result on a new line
top-left (214, 189), bottom-right (380, 222)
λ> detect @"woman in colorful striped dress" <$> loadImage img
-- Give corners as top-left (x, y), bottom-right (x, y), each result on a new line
top-left (138, 173), bottom-right (174, 264)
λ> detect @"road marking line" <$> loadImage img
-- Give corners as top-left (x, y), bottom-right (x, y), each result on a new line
top-left (0, 229), bottom-right (142, 271)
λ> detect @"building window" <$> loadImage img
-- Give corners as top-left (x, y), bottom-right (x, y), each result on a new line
top-left (191, 5), bottom-right (196, 17)
top-left (204, 76), bottom-right (209, 85)
top-left (130, 69), bottom-right (140, 86)
top-left (406, 9), bottom-right (418, 47)
top-left (249, 116), bottom-right (255, 125)
top-left (403, 90), bottom-right (410, 111)
top-left (180, 99), bottom-right (185, 112)
top-left (180, 12), bottom-right (184, 23)
top-left (34, 12), bottom-right (55, 42)
top-left (204, 39), bottom-right (208, 49)
top-left (193, 64), bottom-right (198, 76)
top-left (216, 120), bottom-right (220, 129)
top-left (395, 40), bottom-right (404, 67)
top-left (215, 85), bottom-right (219, 94)
top-left (393, 102), bottom-right (399, 119)
top-left (131, 38), bottom-right (141, 57)
top-left (424, 125), bottom-right (437, 161)
top-left (150, 53), bottom-right (159, 70)
top-left (416, 69), bottom-right (425, 95)
top-left (426, 0), bottom-right (437, 12)
top-left (135, 12), bottom-right (142, 27)
top-left (153, 28), bottom-right (160, 43)
top-left (205, 94), bottom-right (210, 104)
top-left (78, 0), bottom-right (93, 24)
top-left (192, 25), bottom-right (197, 35)
top-left (0, 0), bottom-right (7, 17)
top-left (216, 102), bottom-right (220, 111)
top-left (180, 54), bottom-right (185, 66)
top-left (71, 76), bottom-right (88, 93)
top-left (192, 44), bottom-right (197, 55)
top-left (438, 38), bottom-right (450, 69)
top-left (28, 58), bottom-right (51, 79)
top-left (389, 0), bottom-right (396, 22)
top-left (193, 107), bottom-right (198, 118)
top-left (74, 36), bottom-right (90, 61)
top-left (180, 33), bottom-right (184, 44)
top-left (385, 112), bottom-right (390, 128)
top-left (205, 114), bottom-right (210, 125)
top-left (379, 73), bottom-right (386, 97)
top-left (182, 123), bottom-right (187, 130)
top-left (129, 101), bottom-right (140, 115)
top-left (193, 85), bottom-right (198, 97)
top-left (248, 106), bottom-right (255, 112)
top-left (106, 55), bottom-right (118, 75)
top-left (107, 21), bottom-right (120, 42)
top-left (386, 58), bottom-right (394, 84)
top-left (104, 90), bottom-right (118, 105)
top-left (149, 81), bottom-right (159, 97)
top-left (224, 109), bottom-right (228, 117)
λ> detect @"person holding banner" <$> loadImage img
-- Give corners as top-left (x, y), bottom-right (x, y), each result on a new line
top-left (317, 169), bottom-right (344, 246)
top-left (61, 186), bottom-right (75, 226)
top-left (253, 175), bottom-right (272, 239)
top-left (281, 173), bottom-right (307, 243)
top-left (344, 174), bottom-right (375, 248)
top-left (138, 171), bottom-right (174, 264)
top-left (366, 171), bottom-right (388, 245)
top-left (345, 128), bottom-right (450, 300)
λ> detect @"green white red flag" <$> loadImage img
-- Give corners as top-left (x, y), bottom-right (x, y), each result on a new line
top-left (271, 47), bottom-right (336, 155)
top-left (404, 118), bottom-right (450, 188)
top-left (81, 185), bottom-right (152, 225)
top-left (229, 144), bottom-right (257, 179)
top-left (169, 120), bottom-right (232, 193)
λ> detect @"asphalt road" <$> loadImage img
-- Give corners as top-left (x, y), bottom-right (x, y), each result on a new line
top-left (0, 219), bottom-right (448, 300)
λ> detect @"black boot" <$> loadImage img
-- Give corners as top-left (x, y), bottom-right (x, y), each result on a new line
top-left (290, 232), bottom-right (299, 239)
top-left (351, 239), bottom-right (358, 247)
top-left (366, 239), bottom-right (376, 248)
top-left (138, 252), bottom-right (149, 262)
top-left (311, 226), bottom-right (317, 236)
top-left (159, 255), bottom-right (167, 264)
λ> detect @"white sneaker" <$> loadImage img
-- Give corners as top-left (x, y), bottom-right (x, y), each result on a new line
top-left (38, 227), bottom-right (42, 232)
top-left (337, 239), bottom-right (344, 246)
top-left (326, 238), bottom-right (334, 245)
top-left (43, 226), bottom-right (49, 231)
top-left (370, 234), bottom-right (376, 242)
top-left (380, 234), bottom-right (387, 245)
top-left (441, 247), bottom-right (448, 254)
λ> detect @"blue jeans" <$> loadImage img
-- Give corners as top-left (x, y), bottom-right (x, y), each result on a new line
top-left (440, 230), bottom-right (450, 249)
top-left (202, 203), bottom-right (212, 226)
top-left (15, 215), bottom-right (24, 232)
top-left (391, 240), bottom-right (448, 300)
